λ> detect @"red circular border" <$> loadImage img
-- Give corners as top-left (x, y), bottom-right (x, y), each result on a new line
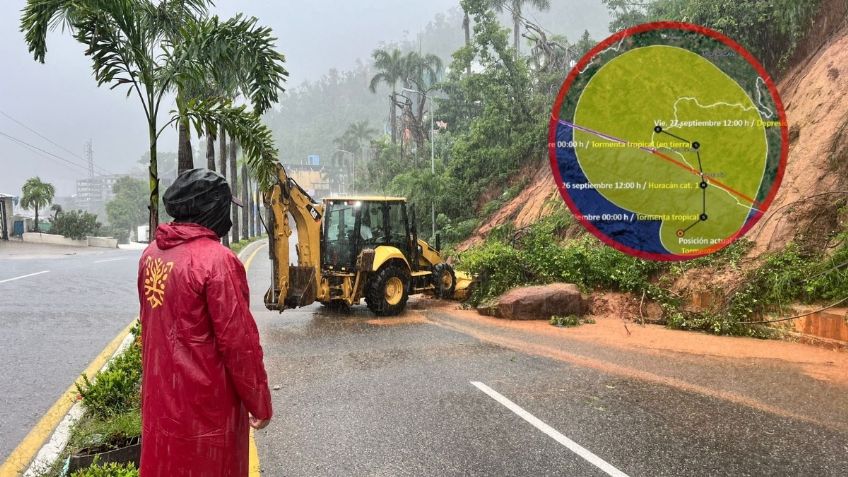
top-left (547, 21), bottom-right (789, 261)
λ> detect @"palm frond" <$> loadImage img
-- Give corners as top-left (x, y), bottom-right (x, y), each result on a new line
top-left (178, 97), bottom-right (279, 188)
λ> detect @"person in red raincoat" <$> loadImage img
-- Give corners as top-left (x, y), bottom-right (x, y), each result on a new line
top-left (138, 169), bottom-right (272, 476)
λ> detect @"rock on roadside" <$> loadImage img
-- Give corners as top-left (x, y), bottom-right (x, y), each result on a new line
top-left (477, 283), bottom-right (589, 320)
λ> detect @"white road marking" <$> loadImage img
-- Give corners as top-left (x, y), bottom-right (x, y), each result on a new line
top-left (94, 257), bottom-right (128, 264)
top-left (471, 381), bottom-right (630, 477)
top-left (0, 270), bottom-right (50, 284)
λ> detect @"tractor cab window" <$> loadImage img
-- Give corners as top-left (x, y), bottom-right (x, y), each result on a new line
top-left (386, 202), bottom-right (409, 253)
top-left (359, 202), bottom-right (386, 246)
top-left (323, 201), bottom-right (357, 269)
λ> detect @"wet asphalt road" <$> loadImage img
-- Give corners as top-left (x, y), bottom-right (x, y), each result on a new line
top-left (0, 242), bottom-right (141, 462)
top-left (246, 244), bottom-right (848, 476)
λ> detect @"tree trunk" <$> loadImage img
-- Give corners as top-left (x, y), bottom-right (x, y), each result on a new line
top-left (254, 185), bottom-right (266, 235)
top-left (463, 10), bottom-right (472, 75)
top-left (218, 125), bottom-right (229, 246)
top-left (243, 177), bottom-right (256, 237)
top-left (148, 122), bottom-right (160, 242)
top-left (34, 204), bottom-right (39, 232)
top-left (390, 91), bottom-right (397, 144)
top-left (177, 120), bottom-right (193, 173)
top-left (230, 142), bottom-right (240, 244)
top-left (513, 11), bottom-right (521, 55)
top-left (206, 131), bottom-right (216, 171)
top-left (241, 163), bottom-right (250, 239)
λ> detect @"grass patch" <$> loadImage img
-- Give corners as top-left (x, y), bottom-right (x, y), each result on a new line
top-left (550, 315), bottom-right (595, 327)
top-left (229, 234), bottom-right (267, 255)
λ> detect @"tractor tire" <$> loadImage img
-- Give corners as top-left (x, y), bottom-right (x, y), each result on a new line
top-left (433, 262), bottom-right (457, 299)
top-left (365, 264), bottom-right (410, 316)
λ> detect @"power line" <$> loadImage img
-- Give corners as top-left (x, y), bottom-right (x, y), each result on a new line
top-left (0, 109), bottom-right (115, 175)
top-left (0, 129), bottom-right (91, 175)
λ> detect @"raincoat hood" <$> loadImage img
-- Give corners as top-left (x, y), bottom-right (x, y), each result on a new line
top-left (155, 222), bottom-right (218, 250)
top-left (162, 168), bottom-right (235, 238)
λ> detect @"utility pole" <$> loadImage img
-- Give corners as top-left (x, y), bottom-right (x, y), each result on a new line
top-left (430, 101), bottom-right (435, 240)
top-left (84, 140), bottom-right (94, 178)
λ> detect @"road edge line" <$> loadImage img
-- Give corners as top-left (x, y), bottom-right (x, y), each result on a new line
top-left (0, 319), bottom-right (137, 477)
top-left (239, 240), bottom-right (268, 477)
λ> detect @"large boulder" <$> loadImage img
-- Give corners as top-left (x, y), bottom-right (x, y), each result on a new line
top-left (477, 283), bottom-right (589, 320)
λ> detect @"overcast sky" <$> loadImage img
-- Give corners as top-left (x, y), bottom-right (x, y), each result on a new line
top-left (0, 1), bottom-right (608, 197)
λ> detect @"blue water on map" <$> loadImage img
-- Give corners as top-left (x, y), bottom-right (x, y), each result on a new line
top-left (555, 123), bottom-right (670, 256)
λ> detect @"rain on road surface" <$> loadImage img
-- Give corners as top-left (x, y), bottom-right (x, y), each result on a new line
top-left (246, 243), bottom-right (848, 476)
top-left (4, 239), bottom-right (847, 476)
top-left (0, 242), bottom-right (140, 462)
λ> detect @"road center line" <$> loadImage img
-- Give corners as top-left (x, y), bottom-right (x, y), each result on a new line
top-left (471, 381), bottom-right (630, 477)
top-left (0, 270), bottom-right (49, 284)
top-left (94, 257), bottom-right (128, 263)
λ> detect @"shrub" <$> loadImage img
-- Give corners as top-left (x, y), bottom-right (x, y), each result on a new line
top-left (457, 240), bottom-right (528, 305)
top-left (550, 315), bottom-right (596, 327)
top-left (75, 337), bottom-right (141, 419)
top-left (71, 461), bottom-right (138, 477)
top-left (51, 210), bottom-right (101, 240)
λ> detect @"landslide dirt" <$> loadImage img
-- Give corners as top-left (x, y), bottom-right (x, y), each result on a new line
top-left (749, 14), bottom-right (848, 255)
top-left (456, 159), bottom-right (560, 251)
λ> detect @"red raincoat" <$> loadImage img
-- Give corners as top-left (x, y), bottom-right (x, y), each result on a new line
top-left (138, 223), bottom-right (272, 477)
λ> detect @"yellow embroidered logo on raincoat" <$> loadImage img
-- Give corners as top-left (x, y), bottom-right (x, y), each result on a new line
top-left (144, 256), bottom-right (174, 309)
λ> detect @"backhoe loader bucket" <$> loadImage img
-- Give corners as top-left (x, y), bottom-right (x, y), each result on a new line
top-left (452, 270), bottom-right (475, 301)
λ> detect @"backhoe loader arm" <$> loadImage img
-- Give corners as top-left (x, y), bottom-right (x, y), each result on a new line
top-left (263, 163), bottom-right (324, 311)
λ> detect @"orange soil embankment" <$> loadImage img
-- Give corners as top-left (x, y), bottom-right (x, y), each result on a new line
top-left (749, 18), bottom-right (848, 255)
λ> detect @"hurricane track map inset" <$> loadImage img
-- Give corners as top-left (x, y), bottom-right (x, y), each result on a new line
top-left (549, 22), bottom-right (788, 261)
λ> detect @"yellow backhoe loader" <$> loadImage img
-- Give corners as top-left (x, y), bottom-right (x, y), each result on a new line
top-left (263, 163), bottom-right (470, 315)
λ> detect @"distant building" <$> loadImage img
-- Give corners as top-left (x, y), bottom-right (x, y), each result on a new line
top-left (0, 193), bottom-right (14, 240)
top-left (281, 163), bottom-right (331, 198)
top-left (75, 174), bottom-right (126, 221)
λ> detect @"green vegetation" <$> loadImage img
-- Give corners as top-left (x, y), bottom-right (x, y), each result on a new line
top-left (51, 210), bottom-right (102, 241)
top-left (71, 462), bottom-right (138, 477)
top-left (229, 234), bottom-right (267, 255)
top-left (602, 0), bottom-right (822, 74)
top-left (75, 332), bottom-right (141, 419)
top-left (106, 177), bottom-right (148, 242)
top-left (458, 209), bottom-right (848, 338)
top-left (20, 176), bottom-right (55, 233)
top-left (550, 315), bottom-right (595, 327)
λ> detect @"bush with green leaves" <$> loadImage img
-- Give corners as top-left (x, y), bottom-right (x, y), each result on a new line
top-left (550, 315), bottom-right (595, 327)
top-left (71, 461), bottom-right (138, 477)
top-left (50, 210), bottom-right (101, 240)
top-left (75, 338), bottom-right (141, 419)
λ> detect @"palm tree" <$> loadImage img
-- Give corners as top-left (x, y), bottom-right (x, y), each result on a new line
top-left (489, 0), bottom-right (552, 55)
top-left (229, 141), bottom-right (239, 243)
top-left (176, 14), bottom-right (289, 174)
top-left (20, 177), bottom-right (55, 233)
top-left (369, 48), bottom-right (406, 144)
top-left (22, 0), bottom-right (283, 240)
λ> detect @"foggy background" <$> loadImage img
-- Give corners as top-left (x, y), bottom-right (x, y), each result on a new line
top-left (0, 1), bottom-right (610, 198)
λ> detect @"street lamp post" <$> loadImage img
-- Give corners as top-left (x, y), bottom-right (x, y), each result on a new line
top-left (336, 149), bottom-right (355, 194)
top-left (403, 87), bottom-right (436, 240)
